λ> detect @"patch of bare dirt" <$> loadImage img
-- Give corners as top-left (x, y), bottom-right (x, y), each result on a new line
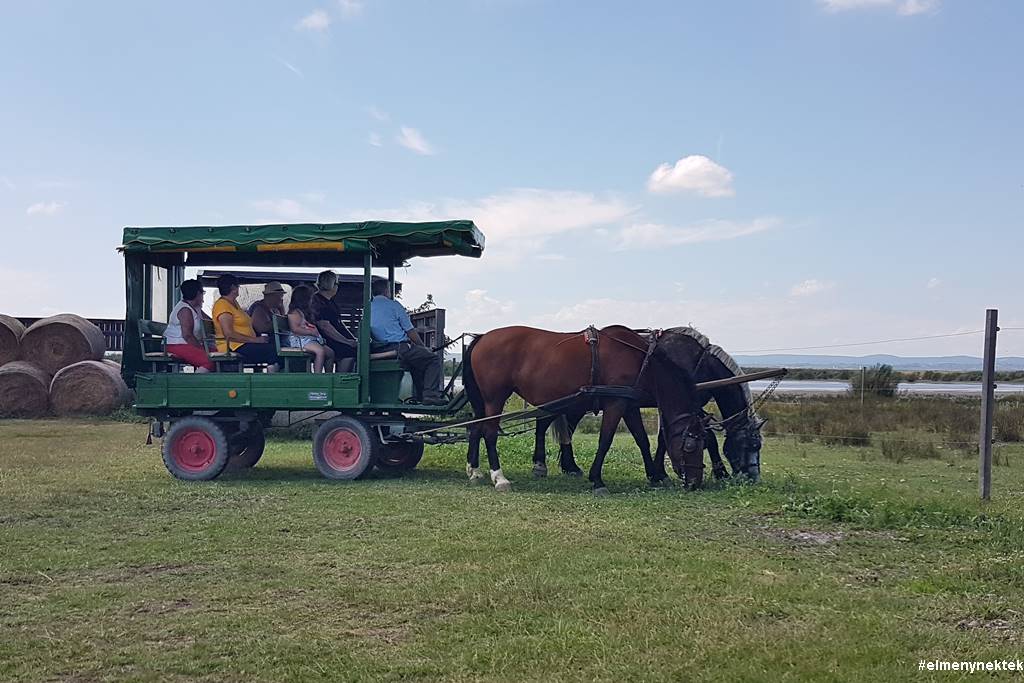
top-left (956, 613), bottom-right (1021, 641)
top-left (130, 598), bottom-right (194, 616)
top-left (758, 526), bottom-right (847, 546)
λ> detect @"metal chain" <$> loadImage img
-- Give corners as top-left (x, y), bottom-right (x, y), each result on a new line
top-left (705, 373), bottom-right (784, 432)
top-left (751, 375), bottom-right (784, 412)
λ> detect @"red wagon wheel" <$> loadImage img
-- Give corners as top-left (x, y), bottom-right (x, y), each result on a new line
top-left (161, 416), bottom-right (230, 481)
top-left (313, 416), bottom-right (378, 480)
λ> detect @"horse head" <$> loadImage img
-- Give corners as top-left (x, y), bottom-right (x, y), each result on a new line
top-left (648, 344), bottom-right (708, 489)
top-left (722, 414), bottom-right (766, 482)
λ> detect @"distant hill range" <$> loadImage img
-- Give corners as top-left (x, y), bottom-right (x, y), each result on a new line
top-left (735, 354), bottom-right (1024, 372)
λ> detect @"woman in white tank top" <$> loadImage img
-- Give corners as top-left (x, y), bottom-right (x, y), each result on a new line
top-left (164, 280), bottom-right (214, 372)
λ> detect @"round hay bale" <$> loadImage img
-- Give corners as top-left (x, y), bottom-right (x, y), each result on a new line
top-left (0, 314), bottom-right (25, 366)
top-left (22, 314), bottom-right (106, 376)
top-left (0, 361), bottom-right (50, 418)
top-left (50, 360), bottom-right (131, 416)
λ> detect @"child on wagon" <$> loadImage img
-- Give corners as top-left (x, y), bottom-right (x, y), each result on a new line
top-left (287, 285), bottom-right (335, 373)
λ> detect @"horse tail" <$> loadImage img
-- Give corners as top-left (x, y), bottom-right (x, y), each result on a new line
top-left (462, 334), bottom-right (485, 418)
top-left (551, 415), bottom-right (572, 445)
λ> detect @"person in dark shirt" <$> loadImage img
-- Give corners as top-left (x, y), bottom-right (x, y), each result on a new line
top-left (311, 270), bottom-right (358, 372)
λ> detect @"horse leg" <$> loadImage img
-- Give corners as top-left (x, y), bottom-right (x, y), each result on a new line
top-left (532, 416), bottom-right (553, 478)
top-left (654, 427), bottom-right (669, 481)
top-left (483, 401), bottom-right (512, 492)
top-left (466, 424), bottom-right (486, 484)
top-left (588, 401), bottom-right (627, 495)
top-left (623, 407), bottom-right (664, 486)
top-left (556, 411), bottom-right (585, 476)
top-left (706, 428), bottom-right (729, 480)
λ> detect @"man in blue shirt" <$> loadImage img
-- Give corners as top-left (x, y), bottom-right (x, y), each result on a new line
top-left (369, 279), bottom-right (445, 404)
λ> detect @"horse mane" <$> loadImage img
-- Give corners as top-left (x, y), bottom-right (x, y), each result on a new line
top-left (664, 326), bottom-right (757, 418)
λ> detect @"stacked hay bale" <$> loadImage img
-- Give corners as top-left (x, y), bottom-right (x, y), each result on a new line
top-left (0, 361), bottom-right (51, 417)
top-left (0, 313), bottom-right (130, 418)
top-left (22, 314), bottom-right (107, 376)
top-left (0, 314), bottom-right (25, 365)
top-left (50, 359), bottom-right (131, 416)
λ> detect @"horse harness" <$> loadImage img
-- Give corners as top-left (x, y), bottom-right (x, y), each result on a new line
top-left (578, 326), bottom-right (710, 485)
top-left (584, 325), bottom-right (601, 388)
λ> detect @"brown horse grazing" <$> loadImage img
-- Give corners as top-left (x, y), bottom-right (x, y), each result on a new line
top-left (461, 325), bottom-right (707, 494)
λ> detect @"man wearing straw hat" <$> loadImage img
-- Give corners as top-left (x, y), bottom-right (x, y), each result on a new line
top-left (248, 281), bottom-right (287, 336)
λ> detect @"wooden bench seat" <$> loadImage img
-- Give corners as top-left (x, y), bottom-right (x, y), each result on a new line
top-left (272, 314), bottom-right (313, 373)
top-left (139, 319), bottom-right (251, 372)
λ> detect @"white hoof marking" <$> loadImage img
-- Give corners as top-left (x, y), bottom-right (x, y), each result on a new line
top-left (490, 468), bottom-right (513, 492)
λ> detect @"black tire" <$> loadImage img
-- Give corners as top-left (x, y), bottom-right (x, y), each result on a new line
top-left (227, 426), bottom-right (266, 470)
top-left (312, 416), bottom-right (378, 480)
top-left (161, 416), bottom-right (231, 481)
top-left (375, 442), bottom-right (424, 473)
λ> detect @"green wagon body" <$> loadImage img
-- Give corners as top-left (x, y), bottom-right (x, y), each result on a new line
top-left (120, 220), bottom-right (482, 480)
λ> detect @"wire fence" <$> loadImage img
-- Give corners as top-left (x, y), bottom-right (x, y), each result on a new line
top-left (568, 321), bottom-right (1024, 472)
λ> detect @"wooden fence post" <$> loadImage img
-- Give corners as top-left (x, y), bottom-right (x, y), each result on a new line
top-left (979, 309), bottom-right (998, 500)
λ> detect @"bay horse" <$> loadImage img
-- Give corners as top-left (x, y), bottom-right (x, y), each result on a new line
top-left (533, 327), bottom-right (766, 483)
top-left (462, 325), bottom-right (707, 494)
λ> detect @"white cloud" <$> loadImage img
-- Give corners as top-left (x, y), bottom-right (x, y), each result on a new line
top-left (790, 279), bottom-right (835, 297)
top-left (351, 188), bottom-right (634, 269)
top-left (26, 201), bottom-right (65, 216)
top-left (276, 57), bottom-right (304, 78)
top-left (367, 106), bottom-right (390, 122)
top-left (616, 217), bottom-right (779, 249)
top-left (296, 9), bottom-right (331, 31)
top-left (647, 154), bottom-right (735, 197)
top-left (368, 132), bottom-right (383, 147)
top-left (926, 277), bottom-right (941, 289)
top-left (338, 0), bottom-right (363, 17)
top-left (396, 126), bottom-right (436, 155)
top-left (1, 176), bottom-right (14, 190)
top-left (456, 289), bottom-right (519, 332)
top-left (819, 0), bottom-right (939, 15)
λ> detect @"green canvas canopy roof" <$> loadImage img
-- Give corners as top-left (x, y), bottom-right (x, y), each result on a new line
top-left (120, 220), bottom-right (484, 264)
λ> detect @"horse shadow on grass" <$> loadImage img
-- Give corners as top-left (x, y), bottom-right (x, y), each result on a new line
top-left (216, 460), bottom-right (748, 495)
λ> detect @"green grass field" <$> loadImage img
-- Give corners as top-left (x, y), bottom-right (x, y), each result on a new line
top-left (2, 419), bottom-right (1023, 682)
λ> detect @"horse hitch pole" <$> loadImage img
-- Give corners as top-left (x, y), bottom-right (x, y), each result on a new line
top-left (694, 368), bottom-right (788, 392)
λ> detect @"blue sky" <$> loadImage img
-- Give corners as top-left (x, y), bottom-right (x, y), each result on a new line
top-left (2, 0), bottom-right (1022, 356)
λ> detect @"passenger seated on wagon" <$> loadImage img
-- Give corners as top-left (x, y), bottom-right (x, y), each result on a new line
top-left (369, 279), bottom-right (445, 405)
top-left (312, 270), bottom-right (357, 373)
top-left (247, 281), bottom-right (287, 336)
top-left (212, 274), bottom-right (281, 372)
top-left (165, 279), bottom-right (214, 372)
top-left (286, 285), bottom-right (335, 373)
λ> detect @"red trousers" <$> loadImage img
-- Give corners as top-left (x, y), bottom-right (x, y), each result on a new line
top-left (166, 344), bottom-right (214, 371)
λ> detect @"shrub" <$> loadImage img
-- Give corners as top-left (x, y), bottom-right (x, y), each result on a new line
top-left (849, 364), bottom-right (898, 398)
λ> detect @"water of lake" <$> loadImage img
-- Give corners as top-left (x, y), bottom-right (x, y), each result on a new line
top-left (748, 380), bottom-right (1024, 396)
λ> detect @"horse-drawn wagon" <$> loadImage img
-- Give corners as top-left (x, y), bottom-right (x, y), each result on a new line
top-left (121, 220), bottom-right (784, 489)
